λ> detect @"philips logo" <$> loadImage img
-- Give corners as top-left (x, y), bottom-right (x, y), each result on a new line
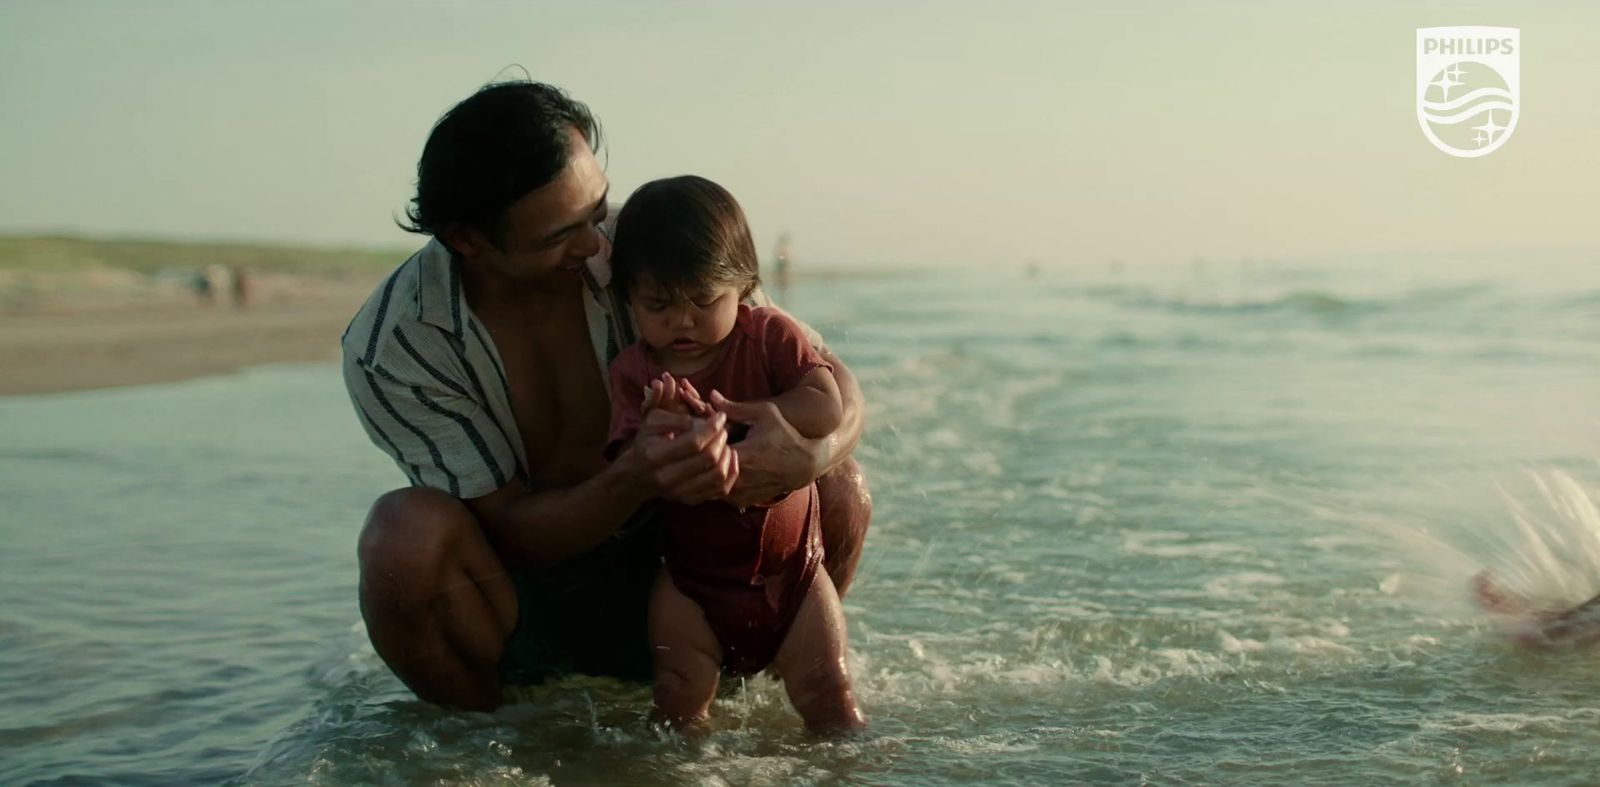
top-left (1421, 37), bottom-right (1515, 56)
top-left (1416, 26), bottom-right (1521, 158)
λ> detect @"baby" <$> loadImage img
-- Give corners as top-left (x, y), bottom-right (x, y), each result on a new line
top-left (604, 175), bottom-right (865, 733)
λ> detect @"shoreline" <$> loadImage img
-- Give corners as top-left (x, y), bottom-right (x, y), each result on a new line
top-left (0, 283), bottom-right (373, 396)
top-left (0, 227), bottom-right (891, 396)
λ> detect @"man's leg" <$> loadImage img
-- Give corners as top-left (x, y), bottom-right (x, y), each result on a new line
top-left (357, 487), bottom-right (518, 711)
top-left (815, 456), bottom-right (872, 598)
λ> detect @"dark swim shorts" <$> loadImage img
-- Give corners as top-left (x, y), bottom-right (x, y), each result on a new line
top-left (498, 509), bottom-right (664, 686)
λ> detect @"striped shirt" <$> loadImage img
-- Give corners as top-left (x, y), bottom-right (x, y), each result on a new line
top-left (341, 235), bottom-right (820, 500)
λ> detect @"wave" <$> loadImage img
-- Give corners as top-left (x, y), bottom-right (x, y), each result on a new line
top-left (1423, 101), bottom-right (1514, 126)
top-left (1122, 282), bottom-right (1492, 320)
top-left (1421, 86), bottom-right (1512, 112)
top-left (1127, 290), bottom-right (1370, 317)
top-left (1557, 290), bottom-right (1600, 308)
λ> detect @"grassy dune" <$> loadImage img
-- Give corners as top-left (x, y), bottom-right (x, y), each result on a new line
top-left (0, 234), bottom-right (407, 278)
top-left (0, 233), bottom-right (902, 288)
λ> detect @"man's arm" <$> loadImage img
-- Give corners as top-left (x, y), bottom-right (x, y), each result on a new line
top-left (463, 454), bottom-right (647, 569)
top-left (816, 346), bottom-right (864, 473)
top-left (709, 349), bottom-right (863, 508)
top-left (465, 411), bottom-right (739, 567)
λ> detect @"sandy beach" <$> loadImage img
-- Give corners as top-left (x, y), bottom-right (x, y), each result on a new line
top-left (0, 275), bottom-right (377, 396)
top-left (0, 234), bottom-right (400, 396)
top-left (0, 234), bottom-right (885, 397)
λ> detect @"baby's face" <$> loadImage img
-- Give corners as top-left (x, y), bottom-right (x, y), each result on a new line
top-left (629, 276), bottom-right (743, 365)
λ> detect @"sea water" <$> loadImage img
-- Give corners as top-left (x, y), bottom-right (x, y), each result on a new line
top-left (3, 255), bottom-right (1599, 784)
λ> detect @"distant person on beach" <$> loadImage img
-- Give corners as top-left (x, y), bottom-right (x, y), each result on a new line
top-left (604, 176), bottom-right (864, 732)
top-left (230, 266), bottom-right (253, 309)
top-left (196, 264), bottom-right (226, 306)
top-left (339, 80), bottom-right (871, 712)
top-left (773, 232), bottom-right (793, 305)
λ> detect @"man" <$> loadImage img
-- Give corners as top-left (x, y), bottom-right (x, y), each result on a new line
top-left (341, 80), bottom-right (871, 711)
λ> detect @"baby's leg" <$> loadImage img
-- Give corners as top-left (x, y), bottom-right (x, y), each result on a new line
top-left (648, 570), bottom-right (723, 732)
top-left (771, 567), bottom-right (866, 733)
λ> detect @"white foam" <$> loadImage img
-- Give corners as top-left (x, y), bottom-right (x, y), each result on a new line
top-left (1316, 619), bottom-right (1352, 638)
top-left (1122, 530), bottom-right (1253, 560)
top-left (1202, 572), bottom-right (1287, 600)
top-left (1421, 712), bottom-right (1570, 734)
top-left (1305, 534), bottom-right (1367, 551)
top-left (1269, 635), bottom-right (1356, 656)
top-left (1218, 632), bottom-right (1265, 653)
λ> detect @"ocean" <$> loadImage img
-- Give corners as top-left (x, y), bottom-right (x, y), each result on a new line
top-left (4, 255), bottom-right (1600, 784)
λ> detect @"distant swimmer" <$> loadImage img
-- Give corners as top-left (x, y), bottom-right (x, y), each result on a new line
top-left (773, 232), bottom-right (793, 305)
top-left (1471, 570), bottom-right (1600, 648)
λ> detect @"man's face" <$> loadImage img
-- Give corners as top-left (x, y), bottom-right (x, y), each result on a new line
top-left (456, 127), bottom-right (610, 284)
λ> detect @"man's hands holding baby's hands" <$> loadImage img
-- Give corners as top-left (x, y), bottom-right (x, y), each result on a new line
top-left (634, 373), bottom-right (739, 504)
top-left (641, 372), bottom-right (714, 419)
top-left (705, 389), bottom-right (823, 508)
top-left (633, 373), bottom-right (822, 507)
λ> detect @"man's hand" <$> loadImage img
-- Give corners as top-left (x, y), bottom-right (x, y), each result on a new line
top-left (709, 389), bottom-right (823, 508)
top-left (631, 408), bottom-right (740, 504)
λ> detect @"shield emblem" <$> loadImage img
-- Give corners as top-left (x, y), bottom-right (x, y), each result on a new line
top-left (1416, 26), bottom-right (1520, 158)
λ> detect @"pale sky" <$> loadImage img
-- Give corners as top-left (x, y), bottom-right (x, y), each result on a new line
top-left (2, 1), bottom-right (1596, 268)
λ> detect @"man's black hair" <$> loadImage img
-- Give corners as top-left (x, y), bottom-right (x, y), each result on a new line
top-left (400, 80), bottom-right (601, 250)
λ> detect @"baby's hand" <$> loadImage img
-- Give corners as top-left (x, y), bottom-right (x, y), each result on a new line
top-left (676, 377), bottom-right (714, 417)
top-left (642, 372), bottom-right (692, 416)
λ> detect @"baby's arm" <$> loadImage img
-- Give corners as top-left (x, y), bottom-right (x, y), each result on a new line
top-left (738, 308), bottom-right (844, 440)
top-left (604, 349), bottom-right (652, 460)
top-left (767, 367), bottom-right (843, 440)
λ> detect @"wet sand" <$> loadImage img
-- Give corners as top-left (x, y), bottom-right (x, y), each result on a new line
top-left (0, 282), bottom-right (374, 396)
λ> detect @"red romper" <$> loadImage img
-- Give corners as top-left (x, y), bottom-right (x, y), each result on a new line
top-left (606, 304), bottom-right (829, 675)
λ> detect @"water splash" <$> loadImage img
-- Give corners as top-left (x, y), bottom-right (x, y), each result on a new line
top-left (1359, 467), bottom-right (1600, 618)
top-left (1485, 468), bottom-right (1600, 610)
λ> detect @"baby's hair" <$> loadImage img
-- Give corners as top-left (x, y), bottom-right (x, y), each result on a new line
top-left (610, 176), bottom-right (761, 304)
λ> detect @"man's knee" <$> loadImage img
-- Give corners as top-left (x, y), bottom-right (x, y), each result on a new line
top-left (358, 487), bottom-right (479, 603)
top-left (817, 457), bottom-right (872, 534)
top-left (816, 457), bottom-right (871, 595)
